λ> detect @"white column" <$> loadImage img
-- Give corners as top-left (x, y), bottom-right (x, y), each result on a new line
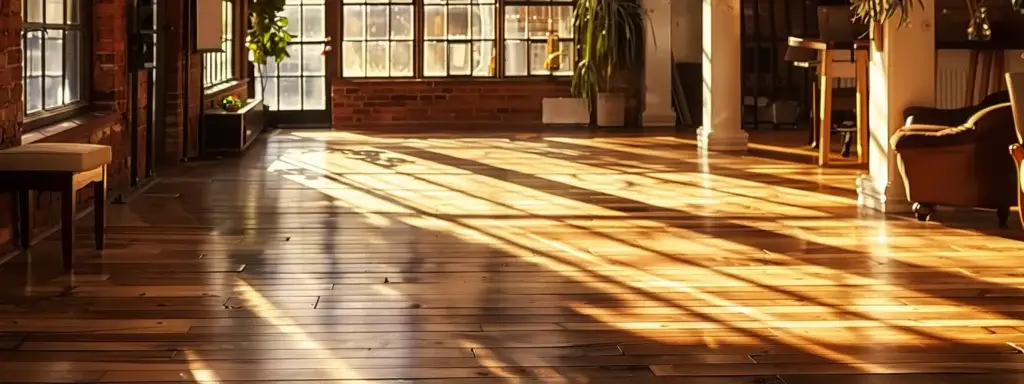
top-left (698, 0), bottom-right (748, 152)
top-left (857, 1), bottom-right (936, 212)
top-left (641, 0), bottom-right (677, 127)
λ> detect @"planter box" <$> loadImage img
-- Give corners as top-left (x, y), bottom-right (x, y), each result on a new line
top-left (542, 97), bottom-right (589, 124)
top-left (202, 98), bottom-right (265, 155)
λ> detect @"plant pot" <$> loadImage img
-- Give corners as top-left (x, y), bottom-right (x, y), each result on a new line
top-left (542, 97), bottom-right (589, 124)
top-left (596, 92), bottom-right (626, 127)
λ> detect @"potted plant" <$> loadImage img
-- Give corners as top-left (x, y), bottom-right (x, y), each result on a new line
top-left (247, 0), bottom-right (293, 109)
top-left (571, 0), bottom-right (644, 127)
top-left (220, 95), bottom-right (244, 112)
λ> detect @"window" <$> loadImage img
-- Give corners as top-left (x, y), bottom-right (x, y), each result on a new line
top-left (339, 0), bottom-right (574, 78)
top-left (503, 2), bottom-right (574, 76)
top-left (341, 0), bottom-right (414, 77)
top-left (23, 0), bottom-right (85, 117)
top-left (203, 0), bottom-right (234, 87)
top-left (423, 0), bottom-right (495, 77)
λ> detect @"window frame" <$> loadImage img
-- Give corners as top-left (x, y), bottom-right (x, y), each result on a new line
top-left (336, 0), bottom-right (577, 80)
top-left (22, 0), bottom-right (93, 131)
top-left (202, 0), bottom-right (237, 89)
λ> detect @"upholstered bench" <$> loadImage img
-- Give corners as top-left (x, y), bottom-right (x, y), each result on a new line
top-left (0, 143), bottom-right (112, 269)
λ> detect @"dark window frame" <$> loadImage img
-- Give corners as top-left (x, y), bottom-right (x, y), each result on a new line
top-left (22, 0), bottom-right (93, 131)
top-left (337, 0), bottom-right (576, 80)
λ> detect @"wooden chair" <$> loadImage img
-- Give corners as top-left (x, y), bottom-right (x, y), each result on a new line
top-left (0, 143), bottom-right (112, 269)
top-left (1008, 73), bottom-right (1024, 229)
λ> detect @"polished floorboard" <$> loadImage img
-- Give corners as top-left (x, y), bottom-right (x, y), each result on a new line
top-left (2, 129), bottom-right (1024, 383)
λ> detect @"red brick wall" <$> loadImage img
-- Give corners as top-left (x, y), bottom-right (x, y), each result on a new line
top-left (0, 0), bottom-right (23, 248)
top-left (330, 80), bottom-right (572, 127)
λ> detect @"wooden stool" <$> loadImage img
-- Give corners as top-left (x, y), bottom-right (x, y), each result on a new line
top-left (0, 143), bottom-right (112, 269)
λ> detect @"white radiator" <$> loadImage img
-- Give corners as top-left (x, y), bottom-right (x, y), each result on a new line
top-left (830, 50), bottom-right (1024, 109)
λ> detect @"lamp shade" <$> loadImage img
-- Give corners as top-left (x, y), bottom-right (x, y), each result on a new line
top-left (196, 0), bottom-right (224, 52)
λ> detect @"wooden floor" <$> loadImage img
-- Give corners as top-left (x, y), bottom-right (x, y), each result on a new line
top-left (3, 128), bottom-right (1024, 383)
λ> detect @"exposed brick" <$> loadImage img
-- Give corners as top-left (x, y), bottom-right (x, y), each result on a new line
top-left (330, 80), bottom-right (575, 128)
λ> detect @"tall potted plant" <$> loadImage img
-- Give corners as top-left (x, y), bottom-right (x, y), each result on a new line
top-left (571, 0), bottom-right (644, 127)
top-left (247, 0), bottom-right (293, 104)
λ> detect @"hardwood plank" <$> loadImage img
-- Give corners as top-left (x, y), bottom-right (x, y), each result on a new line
top-left (3, 130), bottom-right (1024, 382)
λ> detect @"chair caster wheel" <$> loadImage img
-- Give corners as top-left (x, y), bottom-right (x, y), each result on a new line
top-left (912, 203), bottom-right (935, 222)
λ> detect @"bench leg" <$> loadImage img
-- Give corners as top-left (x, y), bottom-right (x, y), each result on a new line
top-left (17, 190), bottom-right (30, 250)
top-left (61, 183), bottom-right (76, 270)
top-left (94, 173), bottom-right (106, 251)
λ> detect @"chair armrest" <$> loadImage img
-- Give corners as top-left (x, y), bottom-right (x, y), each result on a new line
top-left (965, 103), bottom-right (1014, 131)
top-left (891, 124), bottom-right (977, 151)
top-left (903, 106), bottom-right (981, 126)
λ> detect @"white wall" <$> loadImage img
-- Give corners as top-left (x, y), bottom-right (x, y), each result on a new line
top-left (672, 0), bottom-right (702, 63)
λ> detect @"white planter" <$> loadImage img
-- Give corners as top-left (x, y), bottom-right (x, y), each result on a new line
top-left (542, 97), bottom-right (589, 124)
top-left (596, 92), bottom-right (626, 127)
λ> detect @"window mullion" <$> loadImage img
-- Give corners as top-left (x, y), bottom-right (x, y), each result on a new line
top-left (496, 0), bottom-right (504, 78)
top-left (414, 0), bottom-right (424, 78)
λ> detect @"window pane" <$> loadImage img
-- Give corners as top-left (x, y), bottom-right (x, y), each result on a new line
top-left (26, 0), bottom-right (43, 22)
top-left (257, 77), bottom-right (278, 109)
top-left (66, 0), bottom-right (79, 23)
top-left (282, 5), bottom-right (301, 37)
top-left (64, 30), bottom-right (80, 103)
top-left (391, 41), bottom-right (413, 77)
top-left (45, 0), bottom-right (64, 23)
top-left (343, 6), bottom-right (365, 39)
top-left (278, 78), bottom-right (302, 110)
top-left (448, 42), bottom-right (470, 76)
top-left (424, 6), bottom-right (446, 39)
top-left (423, 42), bottom-right (446, 77)
top-left (365, 41), bottom-right (389, 76)
top-left (301, 44), bottom-right (326, 76)
top-left (278, 44), bottom-right (302, 76)
top-left (301, 5), bottom-right (325, 40)
top-left (366, 6), bottom-right (389, 39)
top-left (391, 5), bottom-right (412, 39)
top-left (303, 77), bottom-right (326, 110)
top-left (504, 41), bottom-right (527, 76)
top-left (24, 31), bottom-right (44, 114)
top-left (472, 41), bottom-right (494, 77)
top-left (43, 30), bottom-right (64, 109)
top-left (342, 41), bottom-right (365, 77)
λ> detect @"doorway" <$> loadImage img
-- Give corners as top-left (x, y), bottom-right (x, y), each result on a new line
top-left (255, 0), bottom-right (331, 127)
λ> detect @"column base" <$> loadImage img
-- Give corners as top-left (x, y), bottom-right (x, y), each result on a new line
top-left (642, 109), bottom-right (678, 127)
top-left (697, 126), bottom-right (748, 152)
top-left (856, 174), bottom-right (912, 213)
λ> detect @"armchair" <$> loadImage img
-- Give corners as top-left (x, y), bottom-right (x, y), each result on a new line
top-left (904, 91), bottom-right (1009, 127)
top-left (891, 102), bottom-right (1018, 227)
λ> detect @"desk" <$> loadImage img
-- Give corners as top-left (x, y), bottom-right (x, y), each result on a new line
top-left (787, 37), bottom-right (870, 167)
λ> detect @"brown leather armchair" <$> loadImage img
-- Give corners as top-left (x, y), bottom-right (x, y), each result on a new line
top-left (891, 102), bottom-right (1018, 227)
top-left (903, 91), bottom-right (1009, 127)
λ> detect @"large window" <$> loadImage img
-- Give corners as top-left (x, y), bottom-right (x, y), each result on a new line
top-left (23, 0), bottom-right (85, 117)
top-left (504, 3), bottom-right (573, 76)
top-left (339, 0), bottom-right (574, 78)
top-left (203, 0), bottom-right (234, 87)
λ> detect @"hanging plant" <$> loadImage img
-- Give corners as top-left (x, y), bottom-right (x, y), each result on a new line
top-left (849, 0), bottom-right (925, 26)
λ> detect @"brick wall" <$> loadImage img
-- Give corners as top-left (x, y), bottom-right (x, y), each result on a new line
top-left (0, 0), bottom-right (23, 248)
top-left (331, 80), bottom-right (572, 127)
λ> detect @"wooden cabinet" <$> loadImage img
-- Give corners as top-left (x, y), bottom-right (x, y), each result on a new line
top-left (201, 98), bottom-right (265, 155)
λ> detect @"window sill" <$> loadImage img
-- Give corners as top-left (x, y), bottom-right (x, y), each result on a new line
top-left (21, 111), bottom-right (120, 145)
top-left (204, 79), bottom-right (247, 97)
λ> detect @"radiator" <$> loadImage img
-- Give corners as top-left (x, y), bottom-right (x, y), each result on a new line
top-left (830, 50), bottom-right (1024, 109)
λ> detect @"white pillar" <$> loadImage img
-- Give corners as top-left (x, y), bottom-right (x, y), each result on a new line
top-left (857, 1), bottom-right (936, 212)
top-left (698, 0), bottom-right (748, 152)
top-left (642, 0), bottom-right (677, 127)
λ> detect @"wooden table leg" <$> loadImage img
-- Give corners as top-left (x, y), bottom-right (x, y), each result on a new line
top-left (809, 75), bottom-right (819, 148)
top-left (94, 167), bottom-right (106, 251)
top-left (855, 49), bottom-right (869, 164)
top-left (61, 178), bottom-right (76, 270)
top-left (818, 49), bottom-right (833, 167)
